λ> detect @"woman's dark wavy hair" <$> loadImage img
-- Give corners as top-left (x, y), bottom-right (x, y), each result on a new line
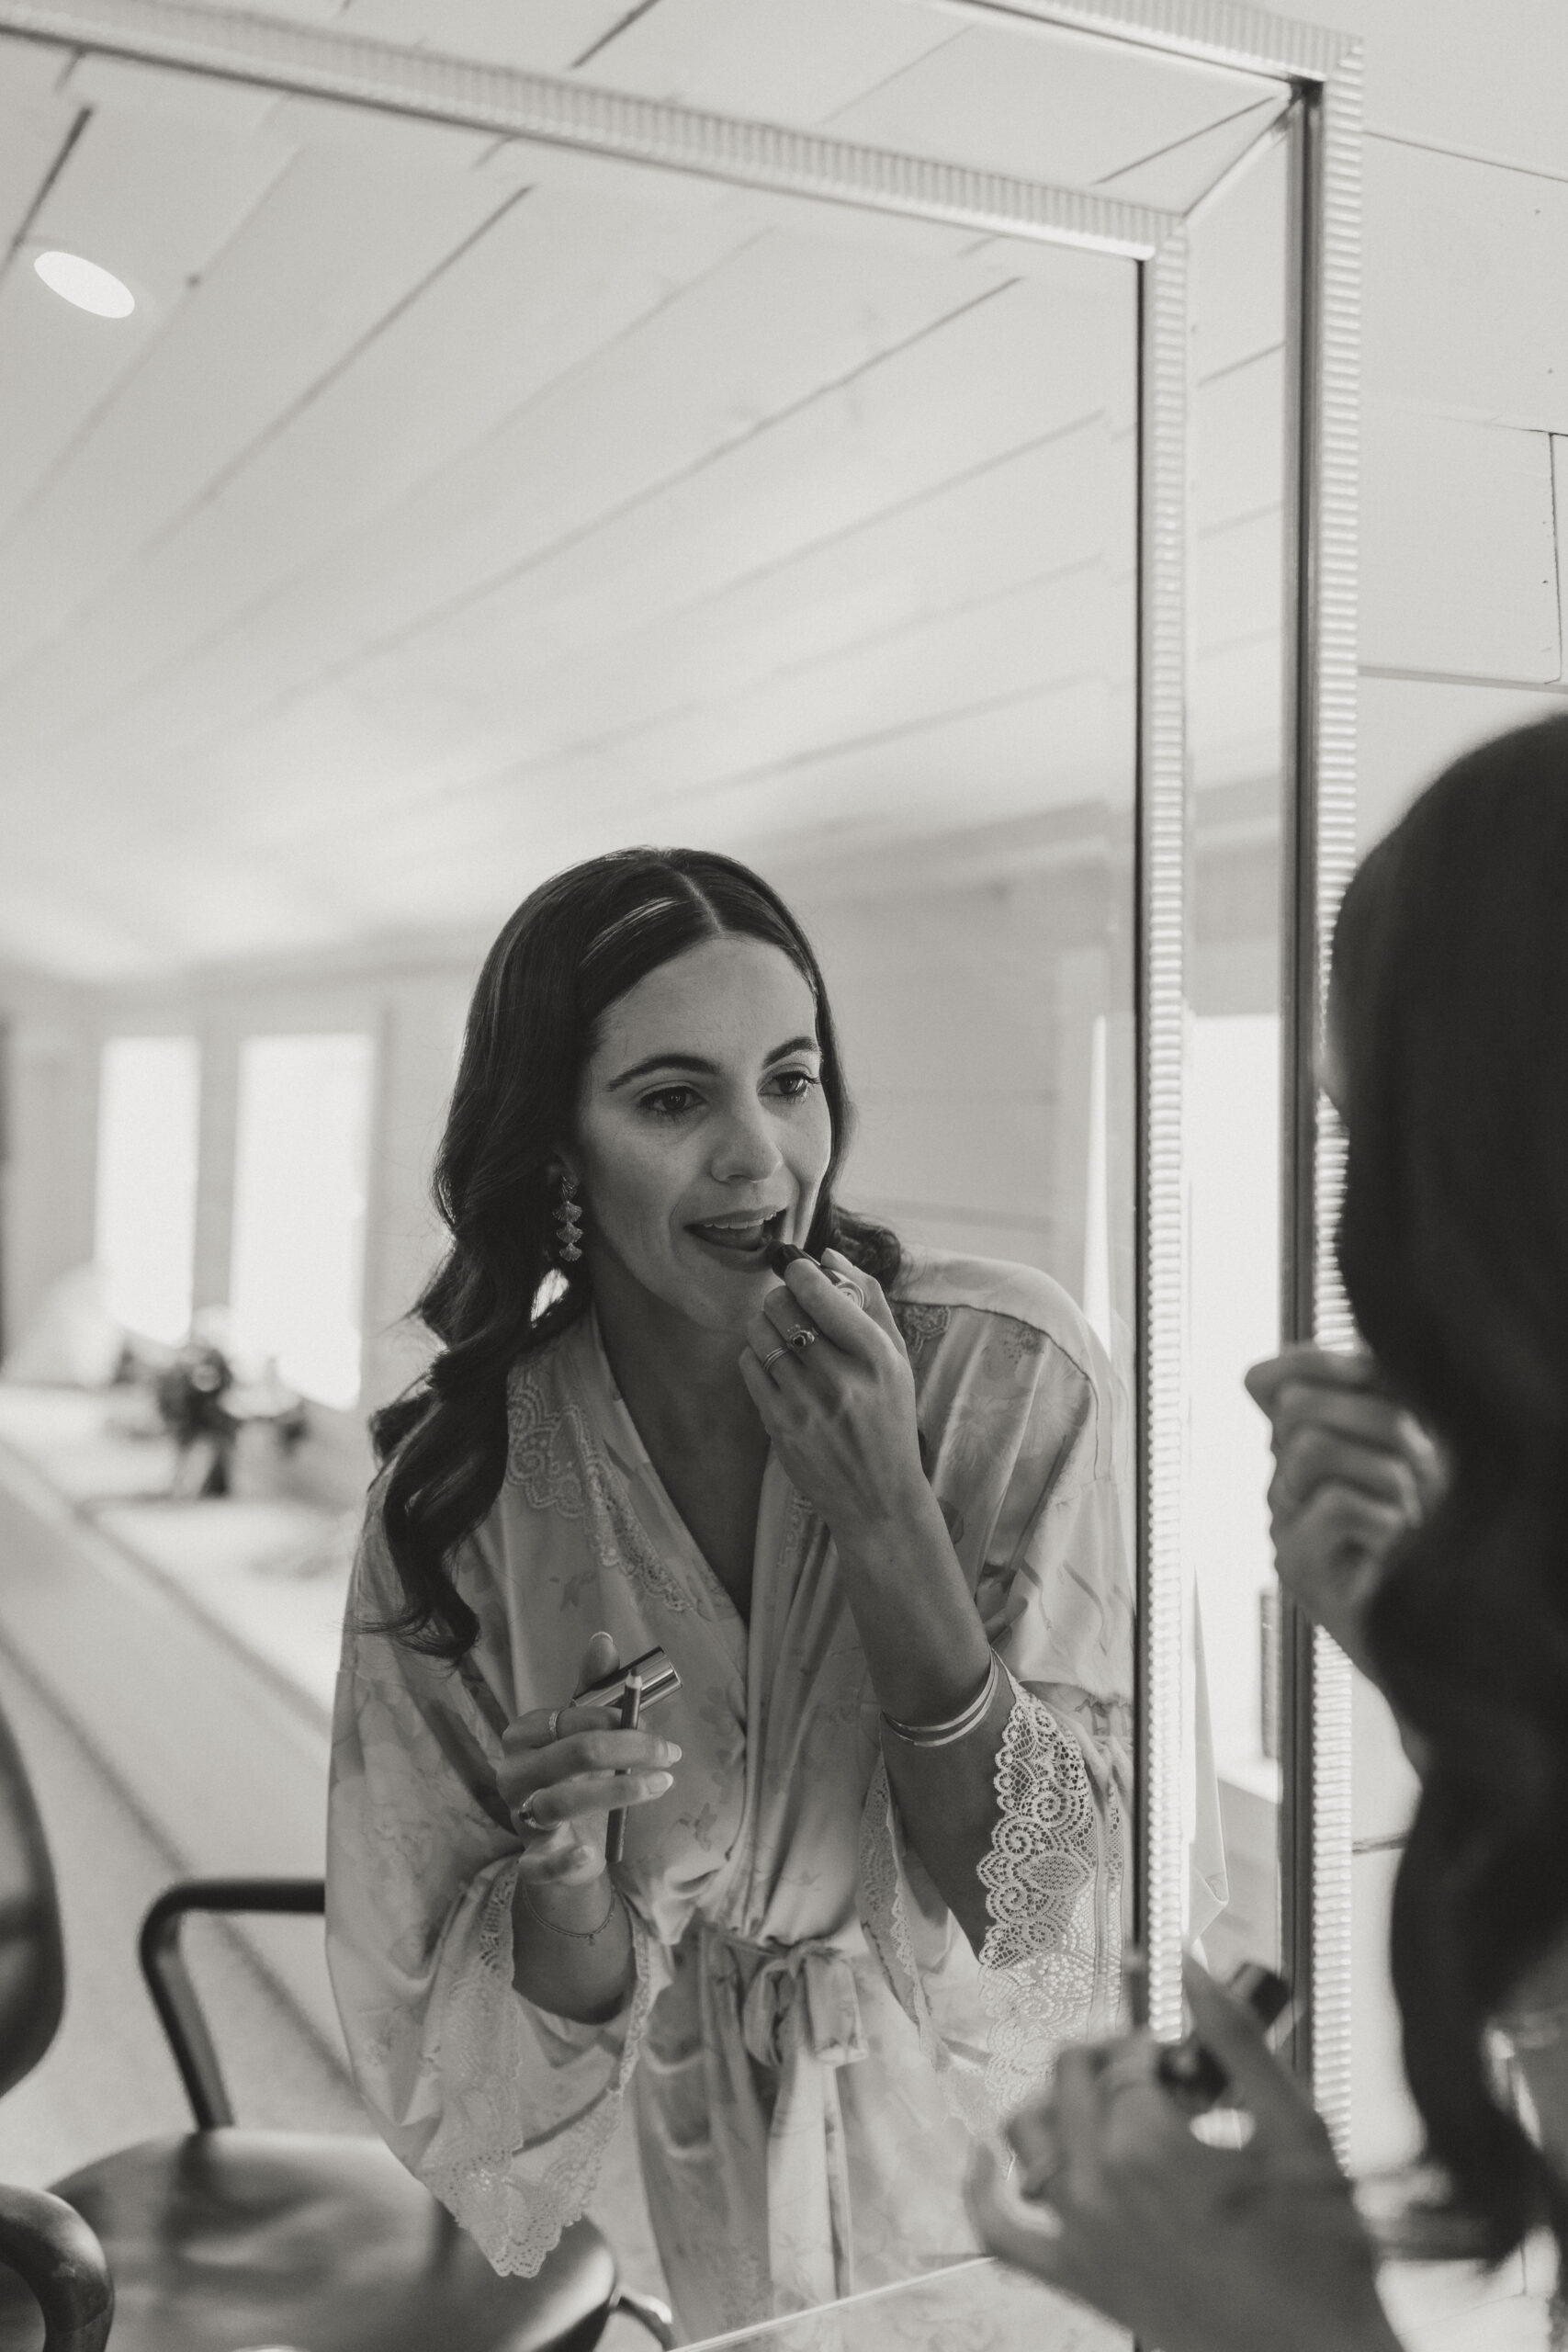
top-left (367, 846), bottom-right (899, 1660)
top-left (1332, 713), bottom-right (1568, 2266)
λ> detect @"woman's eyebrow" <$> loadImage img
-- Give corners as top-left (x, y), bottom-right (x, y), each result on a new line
top-left (604, 1035), bottom-right (819, 1091)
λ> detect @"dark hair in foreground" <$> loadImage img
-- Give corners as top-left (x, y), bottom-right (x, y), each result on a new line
top-left (1332, 714), bottom-right (1568, 2265)
top-left (368, 847), bottom-right (899, 1660)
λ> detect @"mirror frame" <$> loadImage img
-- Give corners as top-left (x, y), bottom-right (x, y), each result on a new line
top-left (0, 0), bottom-right (1362, 2147)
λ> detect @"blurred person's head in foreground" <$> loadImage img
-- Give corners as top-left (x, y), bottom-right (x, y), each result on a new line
top-left (1331, 710), bottom-right (1568, 2261)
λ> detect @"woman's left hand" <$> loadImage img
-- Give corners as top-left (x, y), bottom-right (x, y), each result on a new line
top-left (738, 1250), bottom-right (927, 1547)
top-left (967, 1957), bottom-right (1401, 2352)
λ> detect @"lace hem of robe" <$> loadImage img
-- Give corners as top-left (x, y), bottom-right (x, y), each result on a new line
top-left (859, 1671), bottom-right (1120, 2132)
top-left (418, 1854), bottom-right (658, 2277)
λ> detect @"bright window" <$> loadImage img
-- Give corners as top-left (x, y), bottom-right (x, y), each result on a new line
top-left (96, 1036), bottom-right (200, 1345)
top-left (229, 1034), bottom-right (373, 1409)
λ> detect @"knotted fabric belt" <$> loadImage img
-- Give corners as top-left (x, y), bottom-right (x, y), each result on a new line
top-left (710, 1928), bottom-right (869, 2314)
top-left (740, 1939), bottom-right (869, 2074)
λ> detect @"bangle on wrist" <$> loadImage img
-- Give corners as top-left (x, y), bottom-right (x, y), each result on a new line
top-left (882, 1651), bottom-right (1000, 1748)
top-left (518, 1877), bottom-right (620, 1941)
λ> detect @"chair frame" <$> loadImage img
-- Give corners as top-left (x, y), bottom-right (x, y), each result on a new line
top-left (0, 1874), bottom-right (675, 2351)
top-left (138, 1875), bottom-right (328, 2130)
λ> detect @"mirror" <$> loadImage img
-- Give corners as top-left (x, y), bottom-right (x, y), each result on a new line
top-left (0, 1), bottom-right (1359, 2342)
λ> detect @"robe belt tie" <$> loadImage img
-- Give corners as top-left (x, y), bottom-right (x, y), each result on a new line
top-left (739, 1939), bottom-right (870, 2073)
top-left (707, 1928), bottom-right (868, 2312)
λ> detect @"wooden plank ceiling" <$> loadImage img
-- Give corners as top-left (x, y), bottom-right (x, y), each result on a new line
top-left (0, 0), bottom-right (1284, 978)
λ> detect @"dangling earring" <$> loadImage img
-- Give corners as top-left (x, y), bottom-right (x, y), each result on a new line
top-left (554, 1173), bottom-right (583, 1264)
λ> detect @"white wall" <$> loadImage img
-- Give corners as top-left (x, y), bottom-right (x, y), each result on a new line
top-left (1290, 0), bottom-right (1568, 2176)
top-left (1298, 0), bottom-right (1568, 851)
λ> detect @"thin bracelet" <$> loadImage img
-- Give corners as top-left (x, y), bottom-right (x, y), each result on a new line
top-left (882, 1652), bottom-right (1000, 1748)
top-left (517, 1878), bottom-right (621, 1941)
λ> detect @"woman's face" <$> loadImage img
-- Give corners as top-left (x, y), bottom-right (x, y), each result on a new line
top-left (569, 934), bottom-right (833, 1338)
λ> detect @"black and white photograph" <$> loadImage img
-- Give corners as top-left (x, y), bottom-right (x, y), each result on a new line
top-left (0, 3), bottom-right (1562, 2347)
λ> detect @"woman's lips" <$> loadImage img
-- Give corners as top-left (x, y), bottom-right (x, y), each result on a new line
top-left (686, 1208), bottom-right (786, 1258)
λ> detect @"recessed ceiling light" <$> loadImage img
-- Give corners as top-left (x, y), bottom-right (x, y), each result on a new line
top-left (33, 249), bottom-right (136, 319)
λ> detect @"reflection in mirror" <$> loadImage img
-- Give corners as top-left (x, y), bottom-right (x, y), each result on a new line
top-left (1185, 128), bottom-right (1292, 1982)
top-left (311, 204), bottom-right (1143, 2344)
top-left (0, 8), bottom-right (1277, 2346)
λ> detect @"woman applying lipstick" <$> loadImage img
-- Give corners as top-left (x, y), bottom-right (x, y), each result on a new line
top-left (326, 847), bottom-right (1132, 2339)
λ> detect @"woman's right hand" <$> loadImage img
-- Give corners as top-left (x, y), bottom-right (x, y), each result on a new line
top-left (498, 1633), bottom-right (681, 1888)
top-left (968, 1957), bottom-right (1400, 2352)
top-left (1244, 1347), bottom-right (1446, 1681)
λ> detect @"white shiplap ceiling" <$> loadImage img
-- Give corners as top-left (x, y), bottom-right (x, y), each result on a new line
top-left (0, 1), bottom-right (1285, 978)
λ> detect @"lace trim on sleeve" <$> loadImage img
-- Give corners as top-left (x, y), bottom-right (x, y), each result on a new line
top-left (977, 1678), bottom-right (1122, 2118)
top-left (419, 1857), bottom-right (659, 2277)
top-left (859, 1675), bottom-right (1121, 2133)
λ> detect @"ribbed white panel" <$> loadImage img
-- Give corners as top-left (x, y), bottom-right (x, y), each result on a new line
top-left (1308, 44), bottom-right (1363, 2163)
top-left (1139, 231), bottom-right (1190, 2046)
top-left (917, 0), bottom-right (1355, 78)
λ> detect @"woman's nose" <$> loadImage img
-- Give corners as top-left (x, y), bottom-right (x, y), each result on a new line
top-left (709, 1102), bottom-right (783, 1182)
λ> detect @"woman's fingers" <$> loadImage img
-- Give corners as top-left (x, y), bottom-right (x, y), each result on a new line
top-left (1004, 2093), bottom-right (1064, 2194)
top-left (1245, 1346), bottom-right (1379, 1407)
top-left (737, 1346), bottom-right (780, 1419)
top-left (745, 1258), bottom-right (888, 1376)
top-left (966, 2140), bottom-right (1066, 2277)
top-left (576, 1629), bottom-right (618, 1693)
top-left (1277, 1483), bottom-right (1408, 1572)
top-left (515, 1824), bottom-right (618, 1886)
top-left (502, 1701), bottom-right (622, 1756)
top-left (1270, 1381), bottom-right (1419, 1451)
top-left (498, 1631), bottom-right (680, 1872)
top-left (512, 1766), bottom-right (675, 1827)
top-left (820, 1248), bottom-right (904, 1348)
top-left (513, 1726), bottom-right (681, 1778)
top-left (1251, 1355), bottom-right (1446, 1525)
top-left (778, 1253), bottom-right (885, 1359)
top-left (1179, 1957), bottom-right (1333, 2148)
top-left (1047, 2043), bottom-right (1114, 2210)
top-left (500, 1725), bottom-right (681, 1802)
top-left (1273, 1425), bottom-right (1422, 1518)
top-left (500, 1628), bottom-right (624, 1758)
top-left (754, 1286), bottom-right (823, 1355)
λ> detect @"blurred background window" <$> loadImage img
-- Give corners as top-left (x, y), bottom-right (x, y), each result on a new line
top-left (229, 1035), bottom-right (374, 1411)
top-left (95, 1036), bottom-right (200, 1349)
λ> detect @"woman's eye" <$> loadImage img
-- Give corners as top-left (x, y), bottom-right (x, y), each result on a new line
top-left (639, 1086), bottom-right (700, 1118)
top-left (770, 1070), bottom-right (818, 1103)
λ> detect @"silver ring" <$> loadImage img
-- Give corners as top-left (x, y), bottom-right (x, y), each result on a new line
top-left (514, 1793), bottom-right (546, 1833)
top-left (786, 1326), bottom-right (817, 1352)
top-left (833, 1277), bottom-right (867, 1311)
top-left (759, 1343), bottom-right (791, 1374)
top-left (547, 1708), bottom-right (560, 1741)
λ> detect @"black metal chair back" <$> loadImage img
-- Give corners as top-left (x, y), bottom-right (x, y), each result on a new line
top-left (0, 1694), bottom-right (63, 2102)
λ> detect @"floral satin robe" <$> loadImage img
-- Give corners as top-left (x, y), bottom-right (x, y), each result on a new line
top-left (327, 1250), bottom-right (1134, 2341)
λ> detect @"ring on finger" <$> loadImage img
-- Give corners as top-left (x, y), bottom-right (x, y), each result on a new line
top-left (759, 1342), bottom-right (792, 1374)
top-left (785, 1325), bottom-right (817, 1352)
top-left (546, 1708), bottom-right (560, 1742)
top-left (514, 1792), bottom-right (547, 1833)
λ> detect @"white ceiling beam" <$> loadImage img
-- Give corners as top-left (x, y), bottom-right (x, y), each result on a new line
top-left (0, 0), bottom-right (1176, 256)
